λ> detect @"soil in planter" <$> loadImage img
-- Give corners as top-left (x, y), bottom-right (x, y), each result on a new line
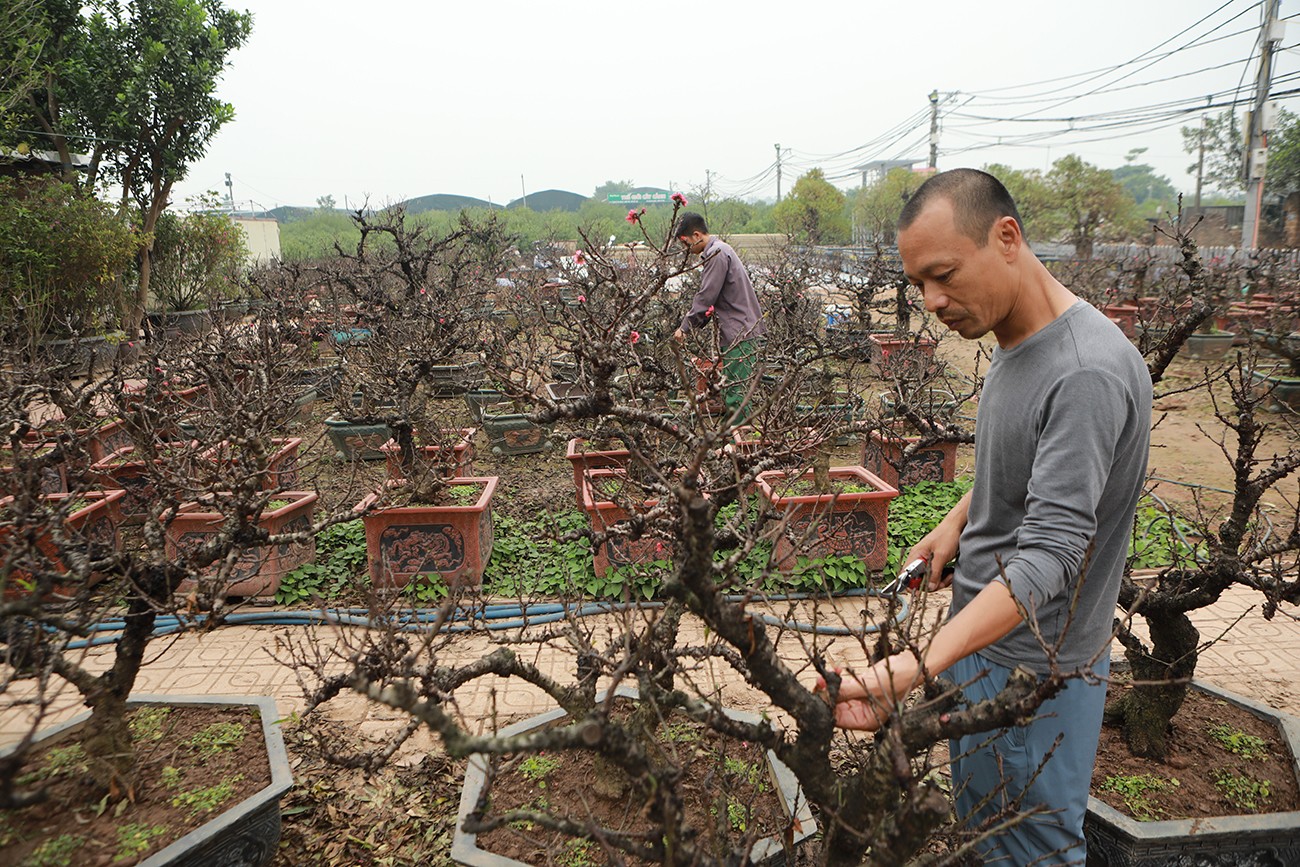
top-left (1091, 676), bottom-right (1300, 822)
top-left (476, 704), bottom-right (792, 866)
top-left (779, 478), bottom-right (875, 497)
top-left (4, 704), bottom-right (272, 866)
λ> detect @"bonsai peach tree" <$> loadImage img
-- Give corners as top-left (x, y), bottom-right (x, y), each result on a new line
top-left (287, 212), bottom-right (1083, 865)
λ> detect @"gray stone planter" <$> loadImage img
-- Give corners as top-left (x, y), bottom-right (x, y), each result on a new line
top-left (3, 694), bottom-right (292, 867)
top-left (451, 686), bottom-right (817, 866)
top-left (1182, 331), bottom-right (1237, 360)
top-left (1084, 680), bottom-right (1300, 866)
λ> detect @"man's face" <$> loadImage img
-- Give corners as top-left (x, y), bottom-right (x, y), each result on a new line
top-left (678, 232), bottom-right (706, 255)
top-left (898, 198), bottom-right (1012, 341)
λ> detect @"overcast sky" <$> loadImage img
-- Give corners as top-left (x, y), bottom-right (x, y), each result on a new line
top-left (171, 0), bottom-right (1300, 211)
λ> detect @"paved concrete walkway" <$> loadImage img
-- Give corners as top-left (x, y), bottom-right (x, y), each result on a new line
top-left (4, 585), bottom-right (1296, 752)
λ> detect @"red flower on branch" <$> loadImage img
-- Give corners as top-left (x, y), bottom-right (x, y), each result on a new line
top-left (629, 330), bottom-right (640, 344)
top-left (705, 305), bottom-right (715, 317)
top-left (577, 294), bottom-right (586, 303)
top-left (671, 192), bottom-right (687, 206)
top-left (626, 209), bottom-right (639, 223)
top-left (574, 250), bottom-right (587, 266)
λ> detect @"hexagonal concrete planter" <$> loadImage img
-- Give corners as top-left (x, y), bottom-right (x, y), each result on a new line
top-left (1, 694), bottom-right (292, 867)
top-left (451, 686), bottom-right (817, 866)
top-left (1083, 680), bottom-right (1300, 866)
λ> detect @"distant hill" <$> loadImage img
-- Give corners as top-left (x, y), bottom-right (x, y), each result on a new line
top-left (507, 189), bottom-right (586, 212)
top-left (402, 193), bottom-right (500, 214)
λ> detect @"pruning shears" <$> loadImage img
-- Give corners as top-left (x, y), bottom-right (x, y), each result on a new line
top-left (883, 556), bottom-right (955, 596)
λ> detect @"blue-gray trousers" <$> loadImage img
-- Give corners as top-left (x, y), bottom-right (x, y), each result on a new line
top-left (948, 650), bottom-right (1110, 866)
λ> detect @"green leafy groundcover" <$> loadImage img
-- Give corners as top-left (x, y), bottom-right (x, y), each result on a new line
top-left (884, 479), bottom-right (974, 576)
top-left (275, 480), bottom-right (977, 604)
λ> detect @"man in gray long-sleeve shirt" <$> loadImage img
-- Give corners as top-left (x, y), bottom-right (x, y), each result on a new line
top-left (827, 169), bottom-right (1151, 864)
top-left (672, 212), bottom-right (766, 420)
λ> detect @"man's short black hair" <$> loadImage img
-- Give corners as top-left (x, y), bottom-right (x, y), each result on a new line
top-left (675, 212), bottom-right (708, 238)
top-left (898, 168), bottom-right (1025, 246)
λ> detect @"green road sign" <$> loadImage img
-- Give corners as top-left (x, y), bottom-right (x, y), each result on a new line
top-left (607, 192), bottom-right (671, 204)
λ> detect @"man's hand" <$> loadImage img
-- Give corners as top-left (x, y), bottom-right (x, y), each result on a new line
top-left (815, 653), bottom-right (924, 732)
top-left (672, 328), bottom-right (686, 345)
top-left (906, 489), bottom-right (971, 590)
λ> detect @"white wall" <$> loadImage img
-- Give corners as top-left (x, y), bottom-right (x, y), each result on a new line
top-left (233, 217), bottom-right (281, 264)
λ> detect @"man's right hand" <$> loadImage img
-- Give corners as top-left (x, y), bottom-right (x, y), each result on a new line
top-left (906, 490), bottom-right (971, 590)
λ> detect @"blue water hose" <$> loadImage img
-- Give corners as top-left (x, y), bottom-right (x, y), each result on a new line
top-left (57, 588), bottom-right (911, 649)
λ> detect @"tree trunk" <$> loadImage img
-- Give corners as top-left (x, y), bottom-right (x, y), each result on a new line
top-left (1107, 610), bottom-right (1200, 760)
top-left (83, 690), bottom-right (135, 798)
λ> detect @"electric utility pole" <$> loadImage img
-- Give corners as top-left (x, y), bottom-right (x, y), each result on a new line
top-left (1242, 0), bottom-right (1284, 249)
top-left (774, 143), bottom-right (782, 202)
top-left (1195, 112), bottom-right (1207, 208)
top-left (928, 89), bottom-right (940, 170)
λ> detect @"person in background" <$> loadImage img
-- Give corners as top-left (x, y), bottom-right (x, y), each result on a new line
top-left (673, 212), bottom-right (766, 420)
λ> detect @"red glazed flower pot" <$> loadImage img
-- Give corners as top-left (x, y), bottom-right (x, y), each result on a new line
top-left (565, 438), bottom-right (631, 506)
top-left (861, 428), bottom-right (957, 489)
top-left (202, 437), bottom-right (304, 491)
top-left (357, 476), bottom-right (498, 590)
top-left (869, 334), bottom-right (937, 364)
top-left (380, 429), bottom-right (477, 482)
top-left (169, 491), bottom-right (318, 598)
top-left (757, 465), bottom-right (898, 573)
top-left (581, 468), bottom-right (673, 579)
top-left (0, 489), bottom-right (125, 600)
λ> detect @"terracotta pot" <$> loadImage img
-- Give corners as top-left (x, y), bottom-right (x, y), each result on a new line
top-left (357, 476), bottom-right (498, 589)
top-left (581, 467), bottom-right (672, 579)
top-left (202, 437), bottom-right (303, 490)
top-left (869, 333), bottom-right (937, 363)
top-left (86, 417), bottom-right (134, 464)
top-left (861, 428), bottom-right (958, 488)
top-left (756, 466), bottom-right (899, 573)
top-left (0, 440), bottom-right (70, 496)
top-left (565, 437), bottom-right (631, 506)
top-left (89, 445), bottom-right (201, 524)
top-left (1102, 304), bottom-right (1140, 338)
top-left (380, 429), bottom-right (476, 481)
top-left (0, 489), bottom-right (125, 600)
top-left (170, 491), bottom-right (318, 599)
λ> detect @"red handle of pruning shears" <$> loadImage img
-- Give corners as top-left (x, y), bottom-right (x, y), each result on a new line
top-left (885, 556), bottom-right (928, 595)
top-left (885, 557), bottom-right (955, 595)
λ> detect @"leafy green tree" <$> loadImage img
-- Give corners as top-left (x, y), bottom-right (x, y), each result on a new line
top-left (1042, 154), bottom-right (1138, 258)
top-left (1111, 149), bottom-right (1178, 220)
top-left (315, 194), bottom-right (336, 211)
top-left (853, 167), bottom-right (927, 243)
top-left (1264, 107), bottom-right (1300, 197)
top-left (0, 176), bottom-right (140, 338)
top-left (1181, 109), bottom-right (1244, 198)
top-left (772, 169), bottom-right (850, 245)
top-left (592, 179), bottom-right (635, 201)
top-left (17, 0), bottom-right (252, 333)
top-left (981, 163), bottom-right (1055, 244)
top-left (0, 2), bottom-right (52, 140)
top-left (84, 0), bottom-right (252, 333)
top-left (148, 200), bottom-right (249, 312)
